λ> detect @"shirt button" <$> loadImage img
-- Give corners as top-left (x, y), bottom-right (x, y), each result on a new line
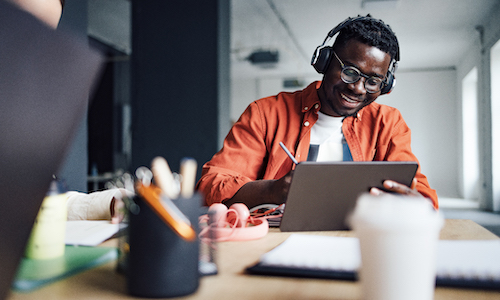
top-left (304, 106), bottom-right (309, 111)
top-left (314, 104), bottom-right (319, 109)
top-left (304, 121), bottom-right (310, 127)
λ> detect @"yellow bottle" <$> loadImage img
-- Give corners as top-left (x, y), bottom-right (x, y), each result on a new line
top-left (25, 179), bottom-right (67, 260)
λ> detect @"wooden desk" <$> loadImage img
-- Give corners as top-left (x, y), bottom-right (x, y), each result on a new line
top-left (8, 219), bottom-right (500, 300)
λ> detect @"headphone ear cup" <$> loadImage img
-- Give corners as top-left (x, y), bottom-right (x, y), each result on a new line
top-left (205, 203), bottom-right (269, 241)
top-left (227, 203), bottom-right (250, 227)
top-left (381, 71), bottom-right (396, 95)
top-left (312, 46), bottom-right (333, 74)
top-left (208, 203), bottom-right (228, 227)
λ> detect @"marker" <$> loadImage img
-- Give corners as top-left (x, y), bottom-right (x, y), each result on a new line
top-left (180, 157), bottom-right (197, 198)
top-left (136, 182), bottom-right (196, 241)
top-left (279, 142), bottom-right (299, 165)
top-left (151, 156), bottom-right (179, 199)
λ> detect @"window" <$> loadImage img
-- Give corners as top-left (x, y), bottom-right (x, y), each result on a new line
top-left (462, 67), bottom-right (479, 201)
top-left (491, 39), bottom-right (500, 211)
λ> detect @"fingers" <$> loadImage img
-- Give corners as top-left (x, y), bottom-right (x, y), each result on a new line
top-left (382, 180), bottom-right (422, 197)
top-left (370, 179), bottom-right (423, 199)
top-left (283, 170), bottom-right (294, 185)
top-left (370, 187), bottom-right (382, 196)
top-left (110, 197), bottom-right (126, 224)
top-left (410, 177), bottom-right (418, 190)
top-left (275, 170), bottom-right (294, 203)
top-left (383, 180), bottom-right (406, 193)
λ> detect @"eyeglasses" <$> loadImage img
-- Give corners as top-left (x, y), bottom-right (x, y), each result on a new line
top-left (333, 51), bottom-right (386, 93)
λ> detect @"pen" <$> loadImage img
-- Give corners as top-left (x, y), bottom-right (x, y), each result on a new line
top-left (279, 142), bottom-right (299, 165)
top-left (151, 156), bottom-right (179, 199)
top-left (180, 157), bottom-right (197, 198)
top-left (136, 182), bottom-right (196, 241)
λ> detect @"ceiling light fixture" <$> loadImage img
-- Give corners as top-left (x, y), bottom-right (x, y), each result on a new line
top-left (247, 50), bottom-right (279, 68)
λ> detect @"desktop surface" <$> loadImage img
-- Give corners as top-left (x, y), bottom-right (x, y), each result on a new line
top-left (8, 219), bottom-right (500, 300)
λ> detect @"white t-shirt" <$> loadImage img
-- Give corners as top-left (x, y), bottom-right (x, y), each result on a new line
top-left (310, 111), bottom-right (344, 162)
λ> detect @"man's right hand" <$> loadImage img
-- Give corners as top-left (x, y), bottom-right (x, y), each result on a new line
top-left (224, 170), bottom-right (294, 208)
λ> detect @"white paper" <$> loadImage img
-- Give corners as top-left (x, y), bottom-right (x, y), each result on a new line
top-left (65, 220), bottom-right (124, 246)
top-left (436, 240), bottom-right (500, 280)
top-left (258, 234), bottom-right (500, 281)
top-left (259, 234), bottom-right (361, 271)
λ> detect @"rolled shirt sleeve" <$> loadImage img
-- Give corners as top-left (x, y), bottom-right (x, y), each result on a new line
top-left (66, 189), bottom-right (125, 220)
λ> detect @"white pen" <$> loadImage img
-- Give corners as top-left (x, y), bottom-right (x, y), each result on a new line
top-left (279, 142), bottom-right (299, 165)
top-left (180, 157), bottom-right (197, 198)
top-left (151, 156), bottom-right (179, 199)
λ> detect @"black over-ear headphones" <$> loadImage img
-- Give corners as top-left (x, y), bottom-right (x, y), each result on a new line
top-left (311, 16), bottom-right (400, 95)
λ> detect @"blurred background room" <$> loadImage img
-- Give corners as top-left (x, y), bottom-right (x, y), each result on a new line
top-left (60, 0), bottom-right (500, 234)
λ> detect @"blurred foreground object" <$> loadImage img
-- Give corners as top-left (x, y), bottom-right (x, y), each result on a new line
top-left (0, 1), bottom-right (103, 299)
top-left (349, 194), bottom-right (444, 300)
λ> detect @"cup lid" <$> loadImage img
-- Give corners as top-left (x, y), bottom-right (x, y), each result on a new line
top-left (348, 193), bottom-right (444, 232)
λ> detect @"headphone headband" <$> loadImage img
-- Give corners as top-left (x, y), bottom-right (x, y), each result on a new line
top-left (311, 16), bottom-right (400, 95)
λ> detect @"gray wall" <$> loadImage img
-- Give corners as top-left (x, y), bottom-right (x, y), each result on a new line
top-left (57, 0), bottom-right (89, 192)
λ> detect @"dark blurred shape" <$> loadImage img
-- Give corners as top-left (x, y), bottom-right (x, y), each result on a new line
top-left (0, 1), bottom-right (103, 299)
top-left (247, 50), bottom-right (279, 68)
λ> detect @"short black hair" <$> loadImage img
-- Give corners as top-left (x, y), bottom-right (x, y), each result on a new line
top-left (333, 15), bottom-right (399, 61)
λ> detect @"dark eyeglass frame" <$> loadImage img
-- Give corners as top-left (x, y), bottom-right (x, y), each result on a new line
top-left (333, 51), bottom-right (387, 93)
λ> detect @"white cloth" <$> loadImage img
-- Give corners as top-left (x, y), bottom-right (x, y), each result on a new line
top-left (310, 112), bottom-right (344, 162)
top-left (66, 188), bottom-right (127, 221)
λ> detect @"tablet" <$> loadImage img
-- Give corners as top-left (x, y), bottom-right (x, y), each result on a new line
top-left (279, 161), bottom-right (418, 232)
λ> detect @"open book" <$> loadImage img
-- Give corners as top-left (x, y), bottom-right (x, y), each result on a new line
top-left (247, 234), bottom-right (500, 289)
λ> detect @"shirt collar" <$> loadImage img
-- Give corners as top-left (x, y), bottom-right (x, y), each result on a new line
top-left (301, 81), bottom-right (322, 113)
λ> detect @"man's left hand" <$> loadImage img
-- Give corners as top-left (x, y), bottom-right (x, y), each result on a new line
top-left (370, 178), bottom-right (424, 198)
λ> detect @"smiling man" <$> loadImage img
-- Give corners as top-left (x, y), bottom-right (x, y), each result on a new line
top-left (197, 15), bottom-right (438, 209)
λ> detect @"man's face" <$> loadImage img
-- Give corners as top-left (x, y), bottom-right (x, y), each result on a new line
top-left (318, 39), bottom-right (392, 117)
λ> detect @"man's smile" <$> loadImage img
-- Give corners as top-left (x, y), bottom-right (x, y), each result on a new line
top-left (340, 92), bottom-right (363, 108)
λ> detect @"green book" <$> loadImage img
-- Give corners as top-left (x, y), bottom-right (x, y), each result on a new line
top-left (13, 246), bottom-right (118, 292)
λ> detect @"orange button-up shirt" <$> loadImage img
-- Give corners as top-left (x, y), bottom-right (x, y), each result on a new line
top-left (197, 81), bottom-right (438, 209)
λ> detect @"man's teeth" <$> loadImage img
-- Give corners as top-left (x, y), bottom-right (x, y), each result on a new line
top-left (341, 94), bottom-right (358, 103)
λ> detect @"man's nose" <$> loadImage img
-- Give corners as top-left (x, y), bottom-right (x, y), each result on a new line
top-left (348, 77), bottom-right (367, 95)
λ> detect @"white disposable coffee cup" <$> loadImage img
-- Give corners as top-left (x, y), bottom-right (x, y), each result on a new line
top-left (349, 193), bottom-right (444, 300)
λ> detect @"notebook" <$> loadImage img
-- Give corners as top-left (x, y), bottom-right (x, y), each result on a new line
top-left (247, 234), bottom-right (500, 290)
top-left (279, 161), bottom-right (418, 231)
top-left (0, 2), bottom-right (103, 299)
top-left (13, 246), bottom-right (117, 292)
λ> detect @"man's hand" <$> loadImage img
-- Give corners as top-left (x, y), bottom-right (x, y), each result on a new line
top-left (273, 170), bottom-right (294, 202)
top-left (370, 178), bottom-right (424, 198)
top-left (225, 170), bottom-right (294, 208)
top-left (110, 197), bottom-right (125, 224)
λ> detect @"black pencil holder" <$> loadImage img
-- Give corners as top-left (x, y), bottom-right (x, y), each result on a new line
top-left (127, 193), bottom-right (200, 298)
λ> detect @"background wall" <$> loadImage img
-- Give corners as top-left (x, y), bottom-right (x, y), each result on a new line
top-left (378, 69), bottom-right (458, 198)
top-left (57, 0), bottom-right (89, 192)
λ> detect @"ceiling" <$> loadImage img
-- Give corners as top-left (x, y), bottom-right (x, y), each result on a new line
top-left (88, 0), bottom-right (500, 79)
top-left (231, 0), bottom-right (500, 79)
